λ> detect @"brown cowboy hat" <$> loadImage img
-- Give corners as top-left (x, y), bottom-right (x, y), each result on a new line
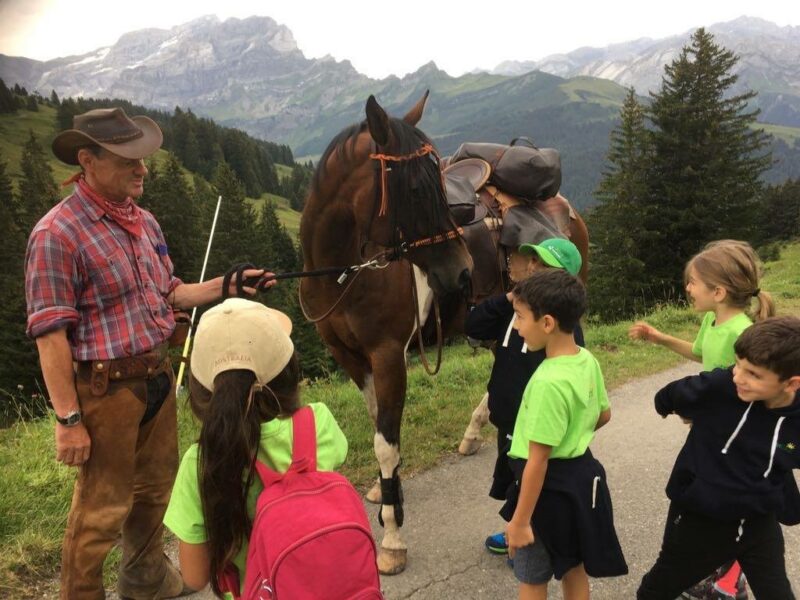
top-left (52, 107), bottom-right (163, 165)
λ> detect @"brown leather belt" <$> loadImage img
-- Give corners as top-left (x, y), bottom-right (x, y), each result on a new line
top-left (77, 343), bottom-right (171, 397)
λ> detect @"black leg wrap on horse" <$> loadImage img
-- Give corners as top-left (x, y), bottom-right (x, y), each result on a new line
top-left (377, 466), bottom-right (404, 528)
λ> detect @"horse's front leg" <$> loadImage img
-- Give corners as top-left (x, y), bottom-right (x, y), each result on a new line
top-left (371, 346), bottom-right (408, 575)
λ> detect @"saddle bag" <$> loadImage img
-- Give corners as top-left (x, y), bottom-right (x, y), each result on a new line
top-left (498, 204), bottom-right (564, 249)
top-left (452, 138), bottom-right (562, 203)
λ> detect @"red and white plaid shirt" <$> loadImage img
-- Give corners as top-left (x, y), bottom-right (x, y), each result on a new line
top-left (25, 184), bottom-right (183, 360)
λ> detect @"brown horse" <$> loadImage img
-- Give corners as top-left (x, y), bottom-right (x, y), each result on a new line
top-left (299, 92), bottom-right (473, 575)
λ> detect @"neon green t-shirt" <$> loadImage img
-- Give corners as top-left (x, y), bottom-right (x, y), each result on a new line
top-left (692, 311), bottom-right (752, 371)
top-left (508, 347), bottom-right (609, 460)
top-left (163, 402), bottom-right (348, 595)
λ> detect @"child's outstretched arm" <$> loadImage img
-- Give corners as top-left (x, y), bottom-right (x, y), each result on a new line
top-left (505, 442), bottom-right (551, 558)
top-left (654, 369), bottom-right (729, 419)
top-left (629, 321), bottom-right (701, 363)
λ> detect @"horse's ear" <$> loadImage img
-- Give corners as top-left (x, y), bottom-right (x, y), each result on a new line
top-left (402, 89), bottom-right (429, 126)
top-left (366, 95), bottom-right (391, 147)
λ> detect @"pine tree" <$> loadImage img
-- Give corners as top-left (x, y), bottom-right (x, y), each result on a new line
top-left (0, 78), bottom-right (17, 113)
top-left (16, 131), bottom-right (59, 234)
top-left (0, 153), bottom-right (40, 413)
top-left (256, 201), bottom-right (297, 273)
top-left (644, 28), bottom-right (772, 297)
top-left (139, 153), bottom-right (203, 282)
top-left (206, 162), bottom-right (258, 279)
top-left (587, 89), bottom-right (656, 319)
top-left (50, 89), bottom-right (60, 106)
top-left (757, 179), bottom-right (800, 243)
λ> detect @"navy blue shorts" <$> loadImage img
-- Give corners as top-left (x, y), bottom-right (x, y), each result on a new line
top-left (512, 537), bottom-right (553, 585)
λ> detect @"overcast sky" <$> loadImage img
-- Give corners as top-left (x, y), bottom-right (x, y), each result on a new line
top-left (1, 0), bottom-right (799, 78)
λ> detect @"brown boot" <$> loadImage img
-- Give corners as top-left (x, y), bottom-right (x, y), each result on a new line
top-left (119, 558), bottom-right (195, 599)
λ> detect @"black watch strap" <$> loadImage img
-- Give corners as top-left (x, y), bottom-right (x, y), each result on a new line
top-left (55, 409), bottom-right (82, 427)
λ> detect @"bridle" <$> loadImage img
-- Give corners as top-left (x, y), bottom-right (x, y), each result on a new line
top-left (367, 140), bottom-right (463, 374)
top-left (369, 142), bottom-right (463, 258)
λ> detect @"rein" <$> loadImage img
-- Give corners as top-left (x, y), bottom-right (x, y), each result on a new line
top-left (226, 139), bottom-right (462, 374)
top-left (408, 263), bottom-right (444, 375)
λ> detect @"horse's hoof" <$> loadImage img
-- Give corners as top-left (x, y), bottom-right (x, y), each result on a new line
top-left (458, 436), bottom-right (482, 456)
top-left (365, 480), bottom-right (382, 504)
top-left (377, 547), bottom-right (407, 575)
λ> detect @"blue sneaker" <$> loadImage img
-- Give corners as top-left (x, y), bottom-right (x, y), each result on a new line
top-left (485, 532), bottom-right (508, 555)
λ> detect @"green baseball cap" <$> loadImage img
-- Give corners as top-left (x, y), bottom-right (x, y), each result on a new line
top-left (518, 238), bottom-right (582, 276)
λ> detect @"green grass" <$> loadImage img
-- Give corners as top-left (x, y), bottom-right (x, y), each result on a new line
top-left (1, 240), bottom-right (798, 596)
top-left (0, 105), bottom-right (75, 195)
top-left (758, 122), bottom-right (800, 145)
top-left (246, 192), bottom-right (301, 240)
top-left (274, 163), bottom-right (293, 180)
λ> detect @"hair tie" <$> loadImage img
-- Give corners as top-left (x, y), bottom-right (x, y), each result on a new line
top-left (752, 288), bottom-right (761, 298)
top-left (245, 382), bottom-right (264, 415)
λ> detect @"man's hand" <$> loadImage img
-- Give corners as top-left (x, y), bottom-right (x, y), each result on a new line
top-left (225, 269), bottom-right (277, 297)
top-left (56, 422), bottom-right (91, 467)
top-left (505, 519), bottom-right (535, 559)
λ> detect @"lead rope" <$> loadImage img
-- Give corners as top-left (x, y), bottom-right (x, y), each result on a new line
top-left (297, 252), bottom-right (391, 324)
top-left (408, 262), bottom-right (444, 375)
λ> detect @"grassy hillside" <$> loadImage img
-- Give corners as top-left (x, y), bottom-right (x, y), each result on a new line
top-left (246, 192), bottom-right (301, 240)
top-left (0, 106), bottom-right (303, 232)
top-left (2, 239), bottom-right (798, 596)
top-left (760, 122), bottom-right (800, 145)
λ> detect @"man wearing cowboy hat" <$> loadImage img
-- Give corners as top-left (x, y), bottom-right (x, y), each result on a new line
top-left (24, 107), bottom-right (270, 599)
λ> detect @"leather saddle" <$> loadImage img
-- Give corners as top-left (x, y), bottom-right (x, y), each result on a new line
top-left (443, 158), bottom-right (491, 227)
top-left (441, 156), bottom-right (577, 303)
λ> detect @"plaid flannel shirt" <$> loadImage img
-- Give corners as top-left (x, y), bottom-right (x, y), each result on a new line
top-left (25, 185), bottom-right (183, 360)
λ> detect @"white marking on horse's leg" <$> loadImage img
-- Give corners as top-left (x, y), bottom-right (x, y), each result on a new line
top-left (403, 265), bottom-right (435, 361)
top-left (459, 392), bottom-right (490, 455)
top-left (374, 432), bottom-right (406, 550)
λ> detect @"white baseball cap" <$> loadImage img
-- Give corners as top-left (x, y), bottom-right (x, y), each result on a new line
top-left (190, 298), bottom-right (294, 391)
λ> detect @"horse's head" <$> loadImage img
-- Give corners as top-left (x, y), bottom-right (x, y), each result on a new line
top-left (361, 92), bottom-right (473, 296)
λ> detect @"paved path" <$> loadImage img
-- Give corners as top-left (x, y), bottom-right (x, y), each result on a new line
top-left (113, 362), bottom-right (800, 599)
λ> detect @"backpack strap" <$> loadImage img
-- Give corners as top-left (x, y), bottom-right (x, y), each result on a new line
top-left (290, 405), bottom-right (318, 473)
top-left (253, 406), bottom-right (317, 487)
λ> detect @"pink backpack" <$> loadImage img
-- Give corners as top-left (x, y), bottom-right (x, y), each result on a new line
top-left (230, 406), bottom-right (383, 600)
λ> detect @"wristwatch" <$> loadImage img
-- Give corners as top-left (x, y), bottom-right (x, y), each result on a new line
top-left (55, 409), bottom-right (82, 427)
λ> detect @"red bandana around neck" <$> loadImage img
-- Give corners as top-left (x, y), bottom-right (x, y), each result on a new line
top-left (77, 177), bottom-right (143, 238)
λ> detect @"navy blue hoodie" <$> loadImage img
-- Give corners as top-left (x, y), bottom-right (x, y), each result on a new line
top-left (464, 293), bottom-right (584, 428)
top-left (655, 367), bottom-right (800, 524)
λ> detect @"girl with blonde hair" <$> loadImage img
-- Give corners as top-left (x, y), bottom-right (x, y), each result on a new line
top-left (630, 239), bottom-right (774, 371)
top-left (629, 239), bottom-right (775, 598)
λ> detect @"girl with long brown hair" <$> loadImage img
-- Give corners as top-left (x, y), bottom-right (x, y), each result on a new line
top-left (163, 299), bottom-right (347, 598)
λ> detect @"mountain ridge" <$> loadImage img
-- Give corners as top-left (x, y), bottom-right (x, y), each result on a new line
top-left (2, 14), bottom-right (799, 208)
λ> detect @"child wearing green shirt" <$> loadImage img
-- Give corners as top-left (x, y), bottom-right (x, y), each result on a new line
top-left (629, 240), bottom-right (774, 371)
top-left (629, 240), bottom-right (775, 598)
top-left (504, 269), bottom-right (627, 600)
top-left (162, 299), bottom-right (348, 598)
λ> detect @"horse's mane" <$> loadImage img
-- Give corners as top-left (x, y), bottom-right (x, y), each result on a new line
top-left (311, 117), bottom-right (436, 194)
top-left (311, 115), bottom-right (449, 238)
